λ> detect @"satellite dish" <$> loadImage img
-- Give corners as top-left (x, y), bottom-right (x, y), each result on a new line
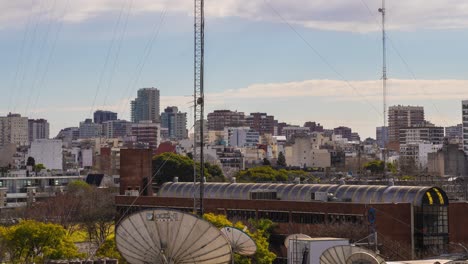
top-left (284, 234), bottom-right (312, 248)
top-left (116, 209), bottom-right (232, 264)
top-left (320, 245), bottom-right (386, 264)
top-left (220, 227), bottom-right (257, 256)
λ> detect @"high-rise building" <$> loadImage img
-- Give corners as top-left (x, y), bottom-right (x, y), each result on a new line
top-left (28, 119), bottom-right (49, 142)
top-left (93, 110), bottom-right (117, 124)
top-left (462, 100), bottom-right (468, 154)
top-left (0, 113), bottom-right (29, 147)
top-left (376, 126), bottom-right (389, 148)
top-left (161, 106), bottom-right (188, 140)
top-left (103, 120), bottom-right (132, 138)
top-left (131, 121), bottom-right (160, 150)
top-left (79, 119), bottom-right (102, 139)
top-left (245, 112), bottom-right (276, 135)
top-left (333, 126), bottom-right (352, 141)
top-left (399, 121), bottom-right (444, 145)
top-left (131, 88), bottom-right (160, 123)
top-left (207, 110), bottom-right (245, 131)
top-left (388, 105), bottom-right (425, 150)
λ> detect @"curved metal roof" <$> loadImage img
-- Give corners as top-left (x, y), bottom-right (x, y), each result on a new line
top-left (158, 182), bottom-right (448, 207)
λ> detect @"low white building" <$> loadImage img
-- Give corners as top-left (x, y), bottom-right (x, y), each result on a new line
top-left (28, 139), bottom-right (63, 170)
top-left (400, 142), bottom-right (443, 170)
top-left (285, 136), bottom-right (331, 168)
top-left (224, 127), bottom-right (259, 147)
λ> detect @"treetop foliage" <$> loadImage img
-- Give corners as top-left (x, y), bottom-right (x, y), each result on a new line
top-left (203, 213), bottom-right (276, 264)
top-left (235, 166), bottom-right (314, 183)
top-left (152, 152), bottom-right (225, 185)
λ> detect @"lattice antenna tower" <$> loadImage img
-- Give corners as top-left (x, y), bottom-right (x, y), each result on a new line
top-left (193, 0), bottom-right (205, 215)
top-left (378, 0), bottom-right (387, 177)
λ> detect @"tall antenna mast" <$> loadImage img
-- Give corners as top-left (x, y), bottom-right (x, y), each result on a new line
top-left (379, 0), bottom-right (387, 177)
top-left (193, 0), bottom-right (205, 215)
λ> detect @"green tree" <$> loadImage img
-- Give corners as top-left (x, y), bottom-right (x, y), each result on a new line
top-left (34, 163), bottom-right (46, 172)
top-left (236, 166), bottom-right (287, 182)
top-left (0, 220), bottom-right (82, 263)
top-left (203, 213), bottom-right (276, 264)
top-left (96, 235), bottom-right (127, 263)
top-left (363, 160), bottom-right (396, 175)
top-left (276, 152), bottom-right (286, 167)
top-left (262, 158), bottom-right (271, 166)
top-left (152, 152), bottom-right (225, 184)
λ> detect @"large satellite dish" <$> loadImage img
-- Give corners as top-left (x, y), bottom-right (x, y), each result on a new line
top-left (116, 209), bottom-right (232, 264)
top-left (220, 227), bottom-right (257, 256)
top-left (284, 234), bottom-right (312, 248)
top-left (320, 245), bottom-right (386, 264)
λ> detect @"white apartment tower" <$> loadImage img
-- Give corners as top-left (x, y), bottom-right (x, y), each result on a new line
top-left (0, 113), bottom-right (29, 146)
top-left (463, 100), bottom-right (468, 155)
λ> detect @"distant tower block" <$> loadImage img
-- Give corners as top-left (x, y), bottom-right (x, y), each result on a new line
top-left (116, 209), bottom-right (232, 264)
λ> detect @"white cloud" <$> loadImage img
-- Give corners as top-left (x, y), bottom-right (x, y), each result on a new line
top-left (2, 1), bottom-right (468, 32)
top-left (6, 78), bottom-right (464, 138)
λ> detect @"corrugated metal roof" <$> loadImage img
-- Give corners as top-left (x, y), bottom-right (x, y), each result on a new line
top-left (157, 182), bottom-right (448, 207)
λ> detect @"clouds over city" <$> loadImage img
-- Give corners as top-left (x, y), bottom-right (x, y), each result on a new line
top-left (2, 1), bottom-right (468, 32)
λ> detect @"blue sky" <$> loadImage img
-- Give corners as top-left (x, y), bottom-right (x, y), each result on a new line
top-left (1, 0), bottom-right (468, 138)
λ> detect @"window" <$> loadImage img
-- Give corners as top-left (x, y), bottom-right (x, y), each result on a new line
top-left (258, 211), bottom-right (289, 223)
top-left (291, 212), bottom-right (325, 224)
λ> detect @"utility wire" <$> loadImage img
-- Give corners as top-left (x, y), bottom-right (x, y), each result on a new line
top-left (103, 0), bottom-right (134, 107)
top-left (30, 0), bottom-right (71, 119)
top-left (117, 9), bottom-right (168, 119)
top-left (88, 0), bottom-right (128, 118)
top-left (25, 0), bottom-right (58, 116)
top-left (263, 0), bottom-right (382, 118)
top-left (14, 1), bottom-right (47, 114)
top-left (8, 0), bottom-right (38, 114)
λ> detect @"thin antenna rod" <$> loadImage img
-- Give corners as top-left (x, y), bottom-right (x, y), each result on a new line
top-left (379, 0), bottom-right (387, 177)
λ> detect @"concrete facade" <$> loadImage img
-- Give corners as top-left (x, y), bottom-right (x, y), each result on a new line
top-left (119, 149), bottom-right (153, 196)
top-left (285, 136), bottom-right (331, 168)
top-left (131, 121), bottom-right (160, 150)
top-left (28, 119), bottom-right (49, 143)
top-left (0, 113), bottom-right (29, 147)
top-left (160, 106), bottom-right (187, 140)
top-left (207, 110), bottom-right (245, 131)
top-left (388, 105), bottom-right (425, 150)
top-left (28, 139), bottom-right (63, 170)
top-left (463, 100), bottom-right (468, 155)
top-left (131, 88), bottom-right (160, 123)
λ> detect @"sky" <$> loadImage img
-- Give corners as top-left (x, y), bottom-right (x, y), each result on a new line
top-left (1, 0), bottom-right (468, 139)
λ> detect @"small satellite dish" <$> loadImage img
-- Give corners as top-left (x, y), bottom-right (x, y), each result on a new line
top-left (116, 209), bottom-right (232, 264)
top-left (220, 227), bottom-right (257, 256)
top-left (320, 245), bottom-right (386, 264)
top-left (284, 234), bottom-right (312, 248)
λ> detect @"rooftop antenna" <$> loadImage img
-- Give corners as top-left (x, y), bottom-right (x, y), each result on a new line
top-left (378, 0), bottom-right (387, 178)
top-left (193, 0), bottom-right (205, 215)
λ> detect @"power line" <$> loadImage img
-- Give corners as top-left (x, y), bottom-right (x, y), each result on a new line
top-left (88, 0), bottom-right (128, 118)
top-left (25, 0), bottom-right (58, 116)
top-left (263, 0), bottom-right (382, 118)
top-left (29, 0), bottom-right (71, 119)
top-left (102, 0), bottom-right (134, 107)
top-left (116, 9), bottom-right (168, 119)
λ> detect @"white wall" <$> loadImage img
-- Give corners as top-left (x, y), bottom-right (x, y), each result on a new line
top-left (29, 139), bottom-right (63, 170)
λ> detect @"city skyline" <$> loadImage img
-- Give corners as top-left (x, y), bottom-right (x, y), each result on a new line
top-left (1, 1), bottom-right (468, 138)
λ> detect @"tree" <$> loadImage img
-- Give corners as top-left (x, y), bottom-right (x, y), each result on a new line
top-left (262, 158), bottom-right (271, 166)
top-left (363, 160), bottom-right (396, 175)
top-left (152, 152), bottom-right (225, 185)
top-left (276, 152), bottom-right (286, 167)
top-left (235, 166), bottom-right (315, 183)
top-left (0, 220), bottom-right (82, 263)
top-left (203, 213), bottom-right (276, 264)
top-left (34, 163), bottom-right (46, 172)
top-left (95, 235), bottom-right (127, 263)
